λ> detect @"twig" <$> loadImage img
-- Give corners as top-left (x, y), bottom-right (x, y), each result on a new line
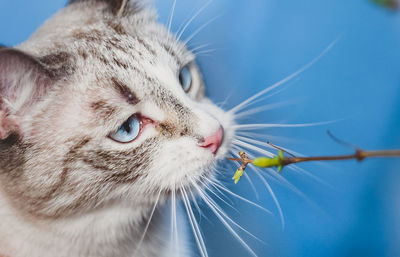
top-left (229, 147), bottom-right (400, 184)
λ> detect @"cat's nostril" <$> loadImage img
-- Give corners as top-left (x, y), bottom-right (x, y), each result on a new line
top-left (198, 126), bottom-right (224, 155)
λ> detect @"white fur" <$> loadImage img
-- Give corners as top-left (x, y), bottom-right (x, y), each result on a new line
top-left (0, 1), bottom-right (235, 257)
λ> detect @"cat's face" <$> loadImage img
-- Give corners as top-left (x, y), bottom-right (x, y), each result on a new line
top-left (0, 0), bottom-right (234, 218)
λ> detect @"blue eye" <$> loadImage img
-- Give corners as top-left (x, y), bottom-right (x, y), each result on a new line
top-left (109, 115), bottom-right (141, 143)
top-left (179, 65), bottom-right (192, 92)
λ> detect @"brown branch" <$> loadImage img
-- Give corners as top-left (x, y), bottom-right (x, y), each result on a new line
top-left (282, 149), bottom-right (400, 165)
top-left (229, 147), bottom-right (400, 183)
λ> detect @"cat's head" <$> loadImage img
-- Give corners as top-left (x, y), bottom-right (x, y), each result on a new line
top-left (0, 0), bottom-right (234, 218)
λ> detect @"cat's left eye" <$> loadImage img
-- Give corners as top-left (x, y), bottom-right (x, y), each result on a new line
top-left (179, 65), bottom-right (192, 93)
top-left (109, 115), bottom-right (141, 143)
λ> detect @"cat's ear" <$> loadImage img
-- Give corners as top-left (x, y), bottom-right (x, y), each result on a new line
top-left (69, 0), bottom-right (140, 16)
top-left (0, 48), bottom-right (52, 139)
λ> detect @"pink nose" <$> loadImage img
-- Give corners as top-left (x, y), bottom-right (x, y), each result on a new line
top-left (198, 127), bottom-right (224, 154)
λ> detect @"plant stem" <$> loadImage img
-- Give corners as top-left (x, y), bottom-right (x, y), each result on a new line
top-left (229, 149), bottom-right (400, 171)
top-left (283, 149), bottom-right (400, 165)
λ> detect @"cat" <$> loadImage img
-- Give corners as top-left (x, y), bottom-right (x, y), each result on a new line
top-left (0, 0), bottom-right (235, 256)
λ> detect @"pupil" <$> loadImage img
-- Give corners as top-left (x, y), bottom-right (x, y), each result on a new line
top-left (179, 73), bottom-right (184, 86)
top-left (123, 119), bottom-right (131, 133)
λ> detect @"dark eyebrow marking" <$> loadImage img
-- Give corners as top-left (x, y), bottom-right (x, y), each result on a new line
top-left (91, 100), bottom-right (117, 119)
top-left (111, 77), bottom-right (139, 105)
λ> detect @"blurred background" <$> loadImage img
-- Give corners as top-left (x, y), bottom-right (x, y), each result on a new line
top-left (1, 0), bottom-right (400, 256)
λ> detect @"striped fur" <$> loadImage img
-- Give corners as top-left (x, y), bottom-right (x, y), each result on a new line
top-left (0, 1), bottom-right (235, 257)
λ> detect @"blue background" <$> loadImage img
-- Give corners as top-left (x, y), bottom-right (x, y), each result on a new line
top-left (1, 0), bottom-right (400, 256)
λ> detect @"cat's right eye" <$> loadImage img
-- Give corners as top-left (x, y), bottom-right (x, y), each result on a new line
top-left (109, 115), bottom-right (141, 143)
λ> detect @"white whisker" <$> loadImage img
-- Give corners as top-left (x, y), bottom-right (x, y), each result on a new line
top-left (188, 185), bottom-right (212, 223)
top-left (180, 185), bottom-right (209, 257)
top-left (287, 165), bottom-right (334, 189)
top-left (232, 85), bottom-right (293, 116)
top-left (234, 135), bottom-right (304, 157)
top-left (232, 139), bottom-right (274, 157)
top-left (243, 172), bottom-right (260, 200)
top-left (192, 53), bottom-right (219, 60)
top-left (194, 182), bottom-right (264, 242)
top-left (183, 15), bottom-right (221, 45)
top-left (196, 179), bottom-right (263, 243)
top-left (229, 39), bottom-right (339, 114)
top-left (167, 0), bottom-right (177, 33)
top-left (190, 43), bottom-right (213, 53)
top-left (133, 189), bottom-right (162, 256)
top-left (231, 149), bottom-right (285, 228)
top-left (198, 178), bottom-right (236, 209)
top-left (203, 191), bottom-right (264, 244)
top-left (193, 184), bottom-right (260, 256)
top-left (234, 135), bottom-right (343, 188)
top-left (233, 120), bottom-right (340, 131)
top-left (251, 167), bottom-right (285, 230)
top-left (170, 188), bottom-right (179, 255)
top-left (235, 135), bottom-right (334, 185)
top-left (176, 0), bottom-right (213, 42)
top-left (219, 151), bottom-right (259, 199)
top-left (203, 172), bottom-right (233, 201)
top-left (205, 178), bottom-right (272, 215)
top-left (234, 131), bottom-right (291, 145)
top-left (215, 90), bottom-right (236, 110)
top-left (232, 138), bottom-right (332, 219)
top-left (234, 100), bottom-right (296, 119)
top-left (194, 49), bottom-right (218, 56)
top-left (188, 186), bottom-right (204, 217)
top-left (263, 168), bottom-right (326, 216)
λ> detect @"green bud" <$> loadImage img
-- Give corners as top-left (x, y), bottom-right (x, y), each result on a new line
top-left (278, 150), bottom-right (284, 159)
top-left (232, 168), bottom-right (244, 184)
top-left (252, 150), bottom-right (285, 172)
top-left (253, 156), bottom-right (281, 168)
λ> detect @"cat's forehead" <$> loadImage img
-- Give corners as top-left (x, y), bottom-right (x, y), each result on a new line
top-left (68, 17), bottom-right (193, 71)
top-left (15, 1), bottom-right (202, 131)
top-left (24, 2), bottom-right (194, 85)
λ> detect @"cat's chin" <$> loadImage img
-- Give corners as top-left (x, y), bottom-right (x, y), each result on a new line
top-left (168, 143), bottom-right (231, 195)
